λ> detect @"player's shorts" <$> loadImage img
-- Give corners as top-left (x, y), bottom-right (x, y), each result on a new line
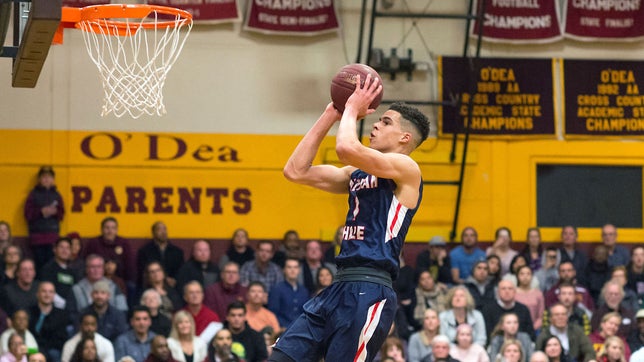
top-left (270, 269), bottom-right (397, 362)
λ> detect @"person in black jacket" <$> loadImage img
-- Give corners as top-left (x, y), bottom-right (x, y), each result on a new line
top-left (481, 279), bottom-right (535, 341)
top-left (29, 281), bottom-right (70, 362)
top-left (136, 222), bottom-right (185, 290)
top-left (24, 166), bottom-right (64, 269)
top-left (415, 236), bottom-right (453, 286)
top-left (174, 240), bottom-right (219, 295)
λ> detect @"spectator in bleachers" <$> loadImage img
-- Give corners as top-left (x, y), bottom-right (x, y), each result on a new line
top-left (0, 221), bottom-right (13, 255)
top-left (626, 246), bottom-right (644, 309)
top-left (271, 230), bottom-right (303, 269)
top-left (408, 309), bottom-right (439, 362)
top-left (580, 245), bottom-right (612, 305)
top-left (104, 259), bottom-right (126, 297)
top-left (591, 281), bottom-right (635, 338)
top-left (536, 303), bottom-right (596, 362)
top-left (166, 311), bottom-right (208, 362)
top-left (486, 227), bottom-right (518, 277)
top-left (27, 353), bottom-right (45, 362)
top-left (515, 265), bottom-right (545, 332)
top-left (3, 259), bottom-right (39, 315)
top-left (559, 225), bottom-right (589, 276)
top-left (240, 240), bottom-right (283, 291)
top-left (493, 339), bottom-right (525, 362)
top-left (545, 261), bottom-right (595, 312)
top-left (541, 282), bottom-right (591, 335)
top-left (487, 313), bottom-right (533, 362)
top-left (140, 289), bottom-right (171, 337)
top-left (224, 301), bottom-right (267, 362)
top-left (535, 247), bottom-right (561, 293)
top-left (114, 306), bottom-right (156, 362)
top-left (0, 310), bottom-right (37, 355)
top-left (218, 228), bottom-right (254, 271)
top-left (245, 281), bottom-right (279, 334)
top-left (174, 240), bottom-right (219, 295)
top-left (136, 222), bottom-right (184, 290)
top-left (82, 217), bottom-right (137, 292)
top-left (67, 232), bottom-right (85, 279)
top-left (61, 311), bottom-right (114, 362)
top-left (1, 333), bottom-right (28, 362)
top-left (24, 165), bottom-right (64, 269)
top-left (79, 280), bottom-right (128, 341)
top-left (503, 254), bottom-right (539, 290)
top-left (439, 285), bottom-right (487, 346)
top-left (481, 279), bottom-right (535, 341)
top-left (416, 236), bottom-right (453, 286)
top-left (39, 237), bottom-right (78, 309)
top-left (267, 257), bottom-right (309, 329)
top-left (450, 323), bottom-right (489, 362)
top-left (207, 328), bottom-right (240, 362)
top-left (605, 266), bottom-right (639, 313)
top-left (394, 250), bottom-right (416, 328)
top-left (67, 254), bottom-right (128, 317)
top-left (487, 254), bottom-right (502, 286)
top-left (29, 281), bottom-right (69, 362)
top-left (1, 246), bottom-right (22, 286)
top-left (628, 309), bottom-right (644, 354)
top-left (180, 281), bottom-right (221, 344)
top-left (412, 270), bottom-right (447, 328)
top-left (596, 335), bottom-right (628, 362)
top-left (298, 240), bottom-right (336, 294)
top-left (465, 260), bottom-right (496, 311)
top-left (589, 312), bottom-right (631, 360)
top-left (69, 337), bottom-right (98, 362)
top-left (521, 227), bottom-right (544, 272)
top-left (601, 224), bottom-right (630, 269)
top-left (378, 336), bottom-right (407, 362)
top-left (314, 266), bottom-right (334, 296)
top-left (142, 262), bottom-right (182, 316)
top-left (323, 225), bottom-right (343, 265)
top-left (144, 335), bottom-right (177, 362)
top-left (450, 226), bottom-right (486, 285)
top-left (204, 261), bottom-right (247, 321)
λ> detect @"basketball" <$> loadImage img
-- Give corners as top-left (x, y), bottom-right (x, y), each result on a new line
top-left (330, 63), bottom-right (384, 113)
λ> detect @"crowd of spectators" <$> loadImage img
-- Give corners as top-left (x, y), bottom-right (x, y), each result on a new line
top-left (3, 166), bottom-right (644, 362)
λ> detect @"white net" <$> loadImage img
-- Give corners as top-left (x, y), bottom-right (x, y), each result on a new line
top-left (78, 9), bottom-right (192, 118)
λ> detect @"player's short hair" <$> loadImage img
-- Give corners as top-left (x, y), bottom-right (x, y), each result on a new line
top-left (389, 102), bottom-right (430, 144)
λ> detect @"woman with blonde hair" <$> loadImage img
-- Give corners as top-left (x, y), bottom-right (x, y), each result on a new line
top-left (596, 335), bottom-right (627, 362)
top-left (167, 311), bottom-right (208, 362)
top-left (488, 313), bottom-right (533, 362)
top-left (450, 323), bottom-right (489, 362)
top-left (438, 285), bottom-right (487, 346)
top-left (589, 312), bottom-right (631, 360)
top-left (494, 339), bottom-right (525, 362)
top-left (408, 309), bottom-right (439, 362)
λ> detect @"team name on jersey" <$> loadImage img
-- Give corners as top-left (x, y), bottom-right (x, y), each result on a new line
top-left (343, 225), bottom-right (365, 240)
top-left (349, 175), bottom-right (378, 192)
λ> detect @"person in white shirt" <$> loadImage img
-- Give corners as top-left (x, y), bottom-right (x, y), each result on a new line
top-left (61, 311), bottom-right (114, 362)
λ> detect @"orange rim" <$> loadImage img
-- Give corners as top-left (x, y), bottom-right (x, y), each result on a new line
top-left (61, 4), bottom-right (192, 36)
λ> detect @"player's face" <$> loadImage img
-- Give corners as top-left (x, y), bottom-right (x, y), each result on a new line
top-left (368, 111), bottom-right (405, 152)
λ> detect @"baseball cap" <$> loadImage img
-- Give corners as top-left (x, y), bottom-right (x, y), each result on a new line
top-left (429, 235), bottom-right (446, 247)
top-left (637, 309), bottom-right (644, 319)
top-left (38, 166), bottom-right (55, 177)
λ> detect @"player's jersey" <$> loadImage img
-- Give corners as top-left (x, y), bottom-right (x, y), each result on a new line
top-left (336, 169), bottom-right (422, 281)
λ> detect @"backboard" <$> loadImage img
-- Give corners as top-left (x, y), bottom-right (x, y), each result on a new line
top-left (0, 0), bottom-right (61, 88)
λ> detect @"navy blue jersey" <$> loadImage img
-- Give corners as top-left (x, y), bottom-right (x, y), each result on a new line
top-left (336, 169), bottom-right (422, 281)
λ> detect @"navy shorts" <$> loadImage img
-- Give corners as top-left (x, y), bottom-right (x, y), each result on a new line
top-left (271, 280), bottom-right (397, 362)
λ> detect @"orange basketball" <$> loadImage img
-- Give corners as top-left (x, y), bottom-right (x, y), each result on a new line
top-left (330, 63), bottom-right (383, 113)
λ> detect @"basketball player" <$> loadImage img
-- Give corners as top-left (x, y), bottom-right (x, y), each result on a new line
top-left (271, 74), bottom-right (429, 362)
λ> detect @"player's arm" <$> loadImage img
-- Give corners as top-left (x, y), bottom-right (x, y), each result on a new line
top-left (283, 103), bottom-right (354, 194)
top-left (335, 74), bottom-right (421, 208)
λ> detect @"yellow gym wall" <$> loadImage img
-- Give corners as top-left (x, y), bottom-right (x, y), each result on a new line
top-left (2, 129), bottom-right (643, 243)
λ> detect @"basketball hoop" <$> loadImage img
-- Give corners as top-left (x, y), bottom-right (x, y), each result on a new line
top-left (59, 4), bottom-right (193, 118)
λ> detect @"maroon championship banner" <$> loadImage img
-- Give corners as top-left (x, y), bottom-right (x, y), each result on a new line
top-left (244, 0), bottom-right (340, 36)
top-left (439, 57), bottom-right (556, 137)
top-left (471, 0), bottom-right (562, 43)
top-left (146, 0), bottom-right (241, 23)
top-left (62, 0), bottom-right (110, 7)
top-left (563, 60), bottom-right (644, 137)
top-left (564, 0), bottom-right (644, 41)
